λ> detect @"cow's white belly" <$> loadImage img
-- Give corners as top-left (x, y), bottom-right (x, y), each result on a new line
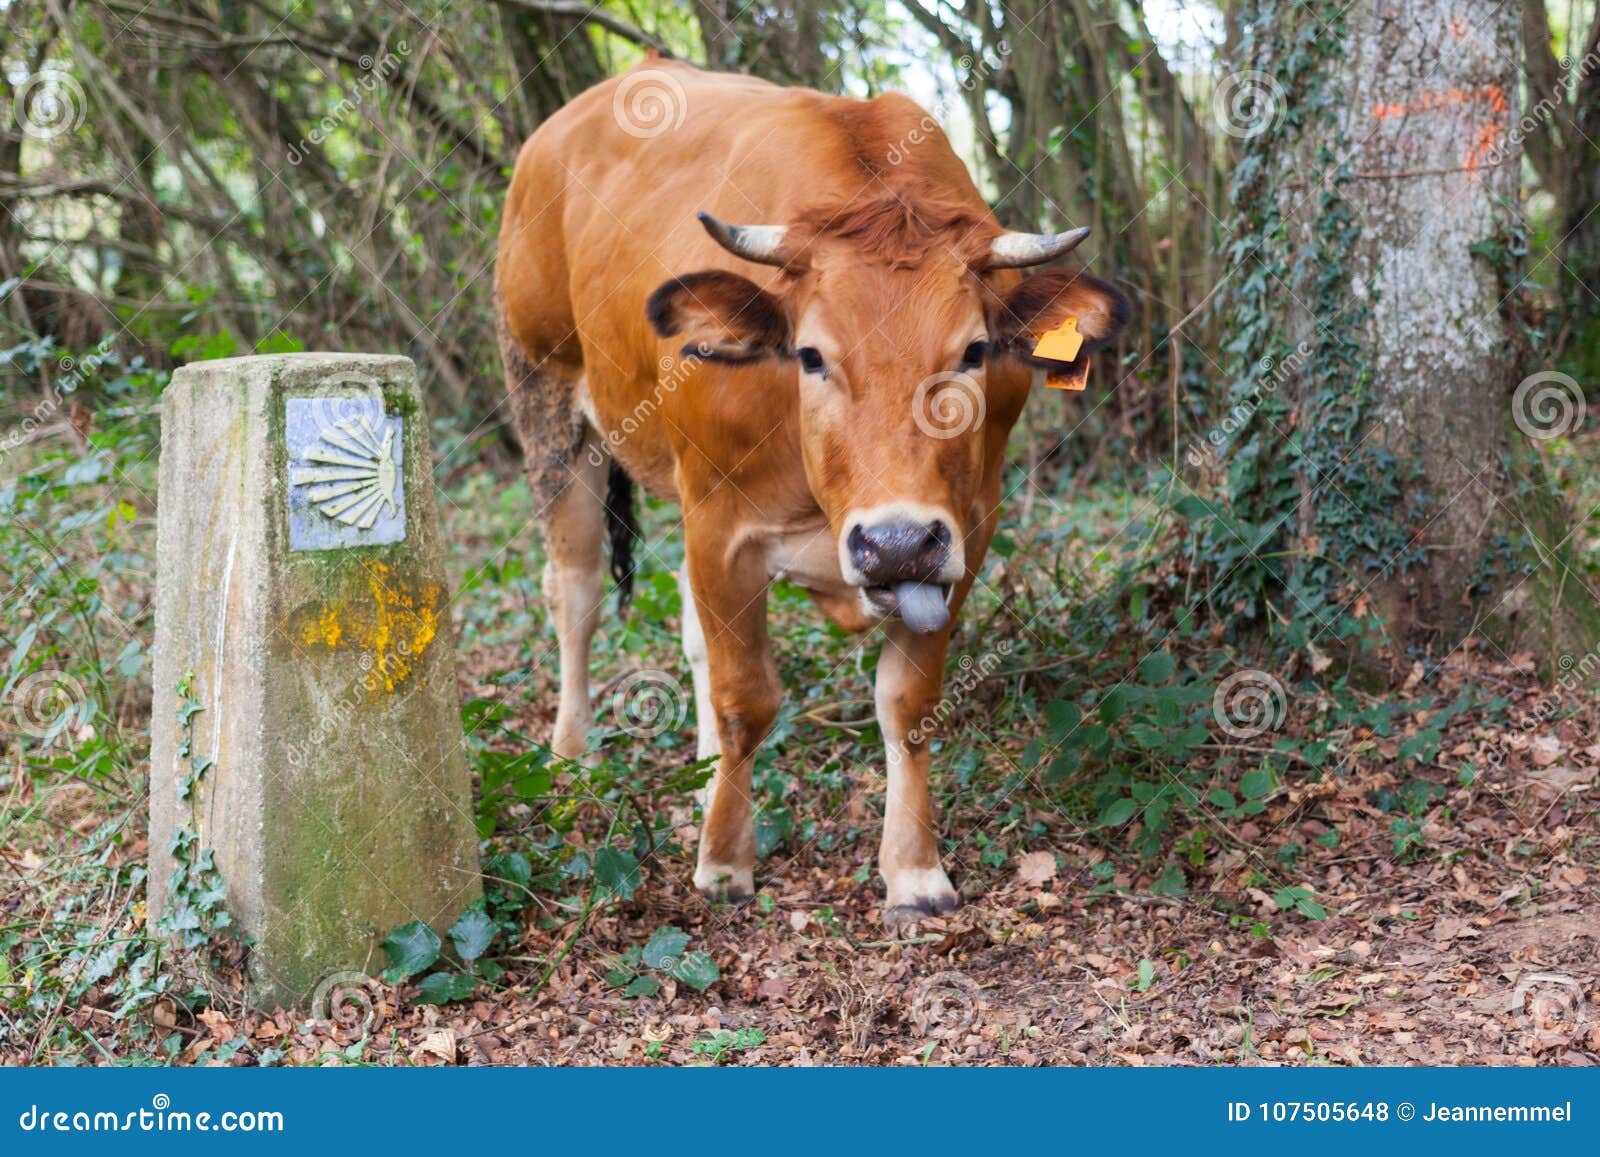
top-left (761, 523), bottom-right (850, 595)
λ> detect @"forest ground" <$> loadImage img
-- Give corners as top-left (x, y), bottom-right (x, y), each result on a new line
top-left (4, 422), bottom-right (1599, 1067)
top-left (259, 655), bottom-right (1600, 1067)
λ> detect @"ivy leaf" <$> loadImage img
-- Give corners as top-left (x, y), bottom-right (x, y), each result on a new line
top-left (641, 926), bottom-right (691, 970)
top-left (382, 920), bottom-right (441, 982)
top-left (668, 950), bottom-right (720, 993)
top-left (755, 807), bottom-right (793, 859)
top-left (414, 971), bottom-right (477, 1005)
top-left (593, 847), bottom-right (640, 901)
top-left (448, 906), bottom-right (496, 963)
top-left (1398, 729), bottom-right (1442, 763)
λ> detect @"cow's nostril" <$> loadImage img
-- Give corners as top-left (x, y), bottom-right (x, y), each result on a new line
top-left (847, 524), bottom-right (873, 565)
top-left (924, 520), bottom-right (951, 552)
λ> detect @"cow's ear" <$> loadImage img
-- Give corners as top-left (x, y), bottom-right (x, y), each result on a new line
top-left (647, 271), bottom-right (791, 363)
top-left (990, 271), bottom-right (1130, 362)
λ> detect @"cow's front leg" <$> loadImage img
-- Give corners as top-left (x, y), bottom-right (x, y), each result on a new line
top-left (875, 622), bottom-right (960, 922)
top-left (684, 534), bottom-right (777, 904)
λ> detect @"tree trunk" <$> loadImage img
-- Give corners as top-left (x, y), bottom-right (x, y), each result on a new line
top-left (1559, 10), bottom-right (1600, 380)
top-left (1221, 0), bottom-right (1597, 666)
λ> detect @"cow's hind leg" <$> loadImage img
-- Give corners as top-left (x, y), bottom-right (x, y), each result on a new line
top-left (502, 333), bottom-right (609, 760)
top-left (680, 563), bottom-right (721, 761)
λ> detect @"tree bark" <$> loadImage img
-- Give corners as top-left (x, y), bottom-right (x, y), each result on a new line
top-left (1225, 0), bottom-right (1597, 664)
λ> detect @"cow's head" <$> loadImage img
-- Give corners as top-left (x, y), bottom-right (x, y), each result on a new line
top-left (647, 197), bottom-right (1129, 634)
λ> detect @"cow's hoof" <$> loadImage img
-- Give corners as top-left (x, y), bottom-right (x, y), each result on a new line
top-left (694, 862), bottom-right (755, 905)
top-left (882, 867), bottom-right (960, 925)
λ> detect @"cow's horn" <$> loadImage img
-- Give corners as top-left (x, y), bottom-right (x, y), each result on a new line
top-left (986, 226), bottom-right (1091, 269)
top-left (697, 211), bottom-right (791, 266)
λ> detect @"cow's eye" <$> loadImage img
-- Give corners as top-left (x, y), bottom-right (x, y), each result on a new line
top-left (960, 340), bottom-right (988, 369)
top-left (797, 347), bottom-right (826, 375)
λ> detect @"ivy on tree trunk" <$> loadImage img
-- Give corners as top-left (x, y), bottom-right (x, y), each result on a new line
top-left (1217, 0), bottom-right (1598, 668)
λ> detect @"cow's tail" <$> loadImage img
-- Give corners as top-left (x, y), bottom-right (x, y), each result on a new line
top-left (604, 458), bottom-right (639, 612)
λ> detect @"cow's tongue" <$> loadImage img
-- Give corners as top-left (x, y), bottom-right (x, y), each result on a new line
top-left (894, 581), bottom-right (949, 635)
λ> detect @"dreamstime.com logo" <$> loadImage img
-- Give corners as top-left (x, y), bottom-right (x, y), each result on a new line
top-left (612, 68), bottom-right (687, 138)
top-left (884, 42), bottom-right (1009, 165)
top-left (909, 970), bottom-right (980, 1037)
top-left (17, 1094), bottom-right (284, 1134)
top-left (1212, 69), bottom-right (1285, 139)
top-left (1, 338), bottom-right (118, 464)
top-left (11, 67), bottom-right (86, 140)
top-left (1512, 972), bottom-right (1593, 1045)
top-left (610, 668), bottom-right (688, 738)
top-left (1512, 370), bottom-right (1585, 441)
top-left (9, 669), bottom-right (88, 742)
top-left (1211, 668), bottom-right (1287, 739)
top-left (311, 970), bottom-right (386, 1035)
top-left (588, 352), bottom-right (702, 465)
top-left (912, 371), bottom-right (985, 439)
top-left (284, 44), bottom-right (409, 165)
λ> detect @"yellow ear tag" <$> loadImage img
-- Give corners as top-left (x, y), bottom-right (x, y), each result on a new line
top-left (1045, 357), bottom-right (1090, 391)
top-left (1032, 315), bottom-right (1084, 362)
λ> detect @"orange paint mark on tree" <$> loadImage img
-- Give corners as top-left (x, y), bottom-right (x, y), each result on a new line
top-left (1367, 84), bottom-right (1507, 170)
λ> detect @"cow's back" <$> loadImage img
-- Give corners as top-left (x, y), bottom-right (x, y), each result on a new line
top-left (499, 62), bottom-right (985, 352)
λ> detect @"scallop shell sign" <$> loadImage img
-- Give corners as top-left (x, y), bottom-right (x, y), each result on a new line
top-left (285, 396), bottom-right (406, 551)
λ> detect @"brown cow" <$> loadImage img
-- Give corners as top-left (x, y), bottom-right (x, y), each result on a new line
top-left (495, 60), bottom-right (1128, 922)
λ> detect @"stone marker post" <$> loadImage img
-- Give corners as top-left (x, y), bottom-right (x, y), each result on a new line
top-left (150, 353), bottom-right (480, 1011)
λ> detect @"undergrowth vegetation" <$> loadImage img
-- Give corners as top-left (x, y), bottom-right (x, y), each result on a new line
top-left (1, 331), bottom-right (1593, 1063)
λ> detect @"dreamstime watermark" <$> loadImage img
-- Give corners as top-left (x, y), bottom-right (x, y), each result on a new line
top-left (1212, 69), bottom-right (1285, 140)
top-left (0, 337), bottom-right (118, 463)
top-left (903, 640), bottom-right (1012, 749)
top-left (310, 970), bottom-right (385, 1035)
top-left (587, 352), bottom-right (701, 467)
top-left (1185, 343), bottom-right (1309, 468)
top-left (285, 44), bottom-right (409, 165)
top-left (909, 970), bottom-right (980, 1037)
top-left (281, 634), bottom-right (427, 770)
top-left (912, 371), bottom-right (985, 439)
top-left (1483, 47), bottom-right (1600, 171)
top-left (885, 43), bottom-right (1010, 165)
top-left (1486, 636), bottom-right (1600, 769)
top-left (9, 669), bottom-right (88, 742)
top-left (16, 1094), bottom-right (283, 1134)
top-left (610, 668), bottom-right (688, 738)
top-left (1211, 668), bottom-right (1287, 739)
top-left (612, 68), bottom-right (687, 139)
top-left (1512, 972), bottom-right (1592, 1045)
top-left (11, 66), bottom-right (87, 140)
top-left (1512, 370), bottom-right (1585, 441)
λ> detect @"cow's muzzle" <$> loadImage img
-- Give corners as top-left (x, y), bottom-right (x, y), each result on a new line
top-left (847, 518), bottom-right (955, 635)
